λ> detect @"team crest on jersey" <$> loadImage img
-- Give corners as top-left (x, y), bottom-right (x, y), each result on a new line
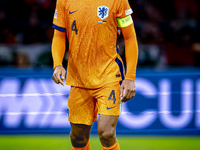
top-left (97, 6), bottom-right (109, 20)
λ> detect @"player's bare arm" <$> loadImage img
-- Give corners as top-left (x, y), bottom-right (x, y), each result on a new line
top-left (119, 16), bottom-right (139, 102)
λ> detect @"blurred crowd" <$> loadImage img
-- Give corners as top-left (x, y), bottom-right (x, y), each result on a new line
top-left (0, 0), bottom-right (200, 68)
top-left (130, 0), bottom-right (200, 67)
top-left (0, 0), bottom-right (55, 44)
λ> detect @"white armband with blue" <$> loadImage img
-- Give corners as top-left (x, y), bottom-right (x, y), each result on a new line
top-left (117, 15), bottom-right (133, 28)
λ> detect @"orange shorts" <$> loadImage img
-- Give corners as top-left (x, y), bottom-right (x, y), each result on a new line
top-left (68, 82), bottom-right (121, 125)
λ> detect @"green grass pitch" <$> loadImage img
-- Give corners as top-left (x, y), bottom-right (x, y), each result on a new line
top-left (0, 135), bottom-right (200, 150)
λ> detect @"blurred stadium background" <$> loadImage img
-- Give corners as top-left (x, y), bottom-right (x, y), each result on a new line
top-left (0, 0), bottom-right (200, 149)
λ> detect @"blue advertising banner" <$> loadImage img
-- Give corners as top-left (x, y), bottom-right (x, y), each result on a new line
top-left (0, 67), bottom-right (200, 135)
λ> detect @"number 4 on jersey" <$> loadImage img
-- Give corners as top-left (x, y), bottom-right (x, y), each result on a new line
top-left (72, 20), bottom-right (78, 34)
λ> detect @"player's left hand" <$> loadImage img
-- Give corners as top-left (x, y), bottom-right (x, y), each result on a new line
top-left (120, 79), bottom-right (136, 103)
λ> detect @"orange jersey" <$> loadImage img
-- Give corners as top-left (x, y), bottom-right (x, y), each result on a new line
top-left (53, 0), bottom-right (133, 88)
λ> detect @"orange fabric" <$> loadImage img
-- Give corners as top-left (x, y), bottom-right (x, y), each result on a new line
top-left (121, 23), bottom-right (138, 81)
top-left (71, 141), bottom-right (91, 150)
top-left (68, 82), bottom-right (121, 125)
top-left (102, 141), bottom-right (120, 150)
top-left (51, 29), bottom-right (66, 69)
top-left (52, 0), bottom-right (134, 88)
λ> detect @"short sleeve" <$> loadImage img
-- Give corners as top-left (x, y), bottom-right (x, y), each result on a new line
top-left (52, 0), bottom-right (66, 32)
top-left (116, 0), bottom-right (133, 19)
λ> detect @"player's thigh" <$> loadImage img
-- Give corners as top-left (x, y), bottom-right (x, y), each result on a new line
top-left (68, 86), bottom-right (96, 125)
top-left (98, 115), bottom-right (119, 147)
top-left (70, 123), bottom-right (92, 140)
top-left (95, 82), bottom-right (121, 116)
top-left (98, 114), bottom-right (118, 132)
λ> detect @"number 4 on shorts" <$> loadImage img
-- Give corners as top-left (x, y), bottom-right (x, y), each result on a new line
top-left (108, 90), bottom-right (116, 104)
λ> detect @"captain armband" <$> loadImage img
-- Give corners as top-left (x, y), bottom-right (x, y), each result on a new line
top-left (117, 15), bottom-right (133, 28)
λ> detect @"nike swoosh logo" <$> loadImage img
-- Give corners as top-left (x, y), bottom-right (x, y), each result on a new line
top-left (107, 106), bottom-right (116, 110)
top-left (69, 10), bottom-right (78, 14)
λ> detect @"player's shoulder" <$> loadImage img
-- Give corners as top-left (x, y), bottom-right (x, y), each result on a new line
top-left (116, 0), bottom-right (129, 3)
top-left (57, 0), bottom-right (68, 5)
top-left (114, 0), bottom-right (130, 7)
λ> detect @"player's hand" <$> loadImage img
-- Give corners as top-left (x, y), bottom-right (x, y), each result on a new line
top-left (52, 65), bottom-right (66, 86)
top-left (120, 79), bottom-right (136, 103)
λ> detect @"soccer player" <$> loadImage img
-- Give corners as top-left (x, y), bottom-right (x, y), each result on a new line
top-left (52, 0), bottom-right (138, 149)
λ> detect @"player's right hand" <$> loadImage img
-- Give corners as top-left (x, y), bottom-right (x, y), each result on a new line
top-left (52, 65), bottom-right (66, 86)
